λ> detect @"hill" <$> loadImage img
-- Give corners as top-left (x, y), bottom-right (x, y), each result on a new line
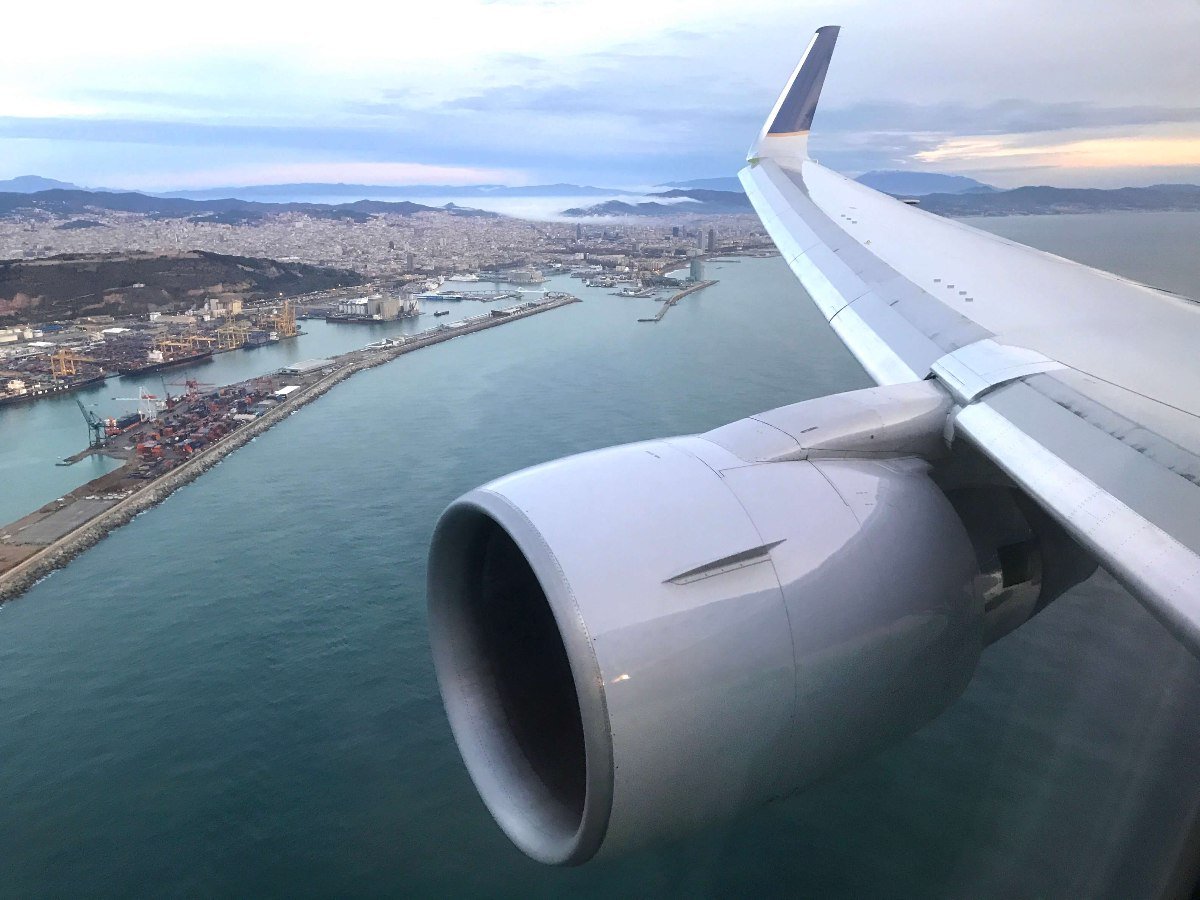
top-left (657, 177), bottom-right (745, 193)
top-left (915, 184), bottom-right (1200, 216)
top-left (160, 182), bottom-right (638, 201)
top-left (0, 175), bottom-right (82, 193)
top-left (0, 189), bottom-right (499, 222)
top-left (563, 189), bottom-right (751, 217)
top-left (0, 251), bottom-right (363, 324)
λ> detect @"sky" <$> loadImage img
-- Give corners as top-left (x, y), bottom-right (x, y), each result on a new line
top-left (3, 0), bottom-right (1199, 191)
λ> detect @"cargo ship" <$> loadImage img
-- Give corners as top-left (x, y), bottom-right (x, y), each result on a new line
top-left (414, 291), bottom-right (467, 302)
top-left (242, 330), bottom-right (279, 349)
top-left (116, 350), bottom-right (213, 376)
top-left (0, 372), bottom-right (107, 407)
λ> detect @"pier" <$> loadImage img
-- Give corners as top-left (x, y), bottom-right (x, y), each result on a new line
top-left (638, 280), bottom-right (719, 323)
top-left (0, 294), bottom-right (580, 603)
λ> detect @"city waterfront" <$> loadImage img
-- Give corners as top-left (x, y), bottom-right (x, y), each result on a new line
top-left (0, 299), bottom-right (482, 526)
top-left (0, 294), bottom-right (578, 600)
top-left (3, 216), bottom-right (1200, 896)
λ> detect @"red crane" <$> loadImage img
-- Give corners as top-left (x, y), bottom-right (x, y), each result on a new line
top-left (166, 378), bottom-right (216, 399)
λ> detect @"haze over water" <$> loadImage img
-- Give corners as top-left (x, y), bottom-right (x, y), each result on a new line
top-left (2, 213), bottom-right (1200, 896)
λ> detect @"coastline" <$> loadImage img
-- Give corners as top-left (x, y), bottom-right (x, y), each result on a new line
top-left (0, 295), bottom-right (579, 604)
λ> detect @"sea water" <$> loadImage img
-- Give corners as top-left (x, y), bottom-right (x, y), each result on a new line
top-left (2, 213), bottom-right (1200, 896)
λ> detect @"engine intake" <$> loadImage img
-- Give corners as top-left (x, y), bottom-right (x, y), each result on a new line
top-left (431, 384), bottom-right (987, 863)
top-left (427, 383), bottom-right (1093, 864)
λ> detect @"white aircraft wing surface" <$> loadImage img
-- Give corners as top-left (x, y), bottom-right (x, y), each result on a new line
top-left (741, 26), bottom-right (1200, 652)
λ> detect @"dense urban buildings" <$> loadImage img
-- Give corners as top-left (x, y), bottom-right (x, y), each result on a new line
top-left (0, 208), bottom-right (769, 280)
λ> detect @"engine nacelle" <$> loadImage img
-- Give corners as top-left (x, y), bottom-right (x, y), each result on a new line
top-left (428, 383), bottom-right (992, 865)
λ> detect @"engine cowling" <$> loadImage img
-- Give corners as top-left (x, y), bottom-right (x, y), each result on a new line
top-left (428, 384), bottom-right (990, 865)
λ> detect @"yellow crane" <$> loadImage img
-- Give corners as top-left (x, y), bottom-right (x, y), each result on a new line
top-left (184, 333), bottom-right (218, 351)
top-left (154, 337), bottom-right (193, 355)
top-left (50, 348), bottom-right (96, 379)
top-left (215, 322), bottom-right (251, 350)
top-left (268, 299), bottom-right (297, 338)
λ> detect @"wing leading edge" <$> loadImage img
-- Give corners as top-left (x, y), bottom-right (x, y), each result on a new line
top-left (741, 28), bottom-right (1200, 653)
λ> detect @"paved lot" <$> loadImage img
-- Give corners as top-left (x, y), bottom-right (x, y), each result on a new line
top-left (14, 499), bottom-right (118, 545)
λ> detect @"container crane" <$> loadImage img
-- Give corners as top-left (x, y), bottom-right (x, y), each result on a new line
top-left (166, 378), bottom-right (216, 399)
top-left (110, 387), bottom-right (165, 421)
top-left (267, 299), bottom-right (297, 337)
top-left (75, 398), bottom-right (107, 449)
top-left (52, 348), bottom-right (97, 379)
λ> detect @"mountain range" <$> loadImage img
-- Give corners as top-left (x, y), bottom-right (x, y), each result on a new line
top-left (0, 189), bottom-right (499, 222)
top-left (854, 171), bottom-right (995, 196)
top-left (657, 177), bottom-right (745, 193)
top-left (563, 189), bottom-right (752, 217)
top-left (4, 176), bottom-right (1200, 223)
top-left (0, 175), bottom-right (84, 193)
top-left (915, 184), bottom-right (1200, 216)
top-left (159, 182), bottom-right (645, 201)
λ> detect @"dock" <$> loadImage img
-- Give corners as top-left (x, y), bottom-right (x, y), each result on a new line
top-left (638, 280), bottom-right (719, 323)
top-left (0, 294), bottom-right (580, 604)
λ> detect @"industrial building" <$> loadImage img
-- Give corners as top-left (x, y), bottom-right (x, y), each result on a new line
top-left (337, 295), bottom-right (401, 320)
top-left (326, 293), bottom-right (420, 323)
top-left (506, 268), bottom-right (545, 285)
top-left (282, 359), bottom-right (333, 375)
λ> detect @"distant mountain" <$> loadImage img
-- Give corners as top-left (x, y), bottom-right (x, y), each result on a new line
top-left (162, 182), bottom-right (640, 202)
top-left (0, 188), bottom-right (500, 221)
top-left (657, 177), bottom-right (745, 193)
top-left (916, 184), bottom-right (1200, 217)
top-left (563, 189), bottom-right (751, 217)
top-left (0, 175), bottom-right (82, 193)
top-left (855, 171), bottom-right (995, 196)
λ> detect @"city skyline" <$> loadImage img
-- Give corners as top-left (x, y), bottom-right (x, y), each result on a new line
top-left (4, 0), bottom-right (1200, 191)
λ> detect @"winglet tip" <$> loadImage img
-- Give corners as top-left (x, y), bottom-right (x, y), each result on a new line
top-left (767, 25), bottom-right (840, 136)
top-left (748, 25), bottom-right (841, 162)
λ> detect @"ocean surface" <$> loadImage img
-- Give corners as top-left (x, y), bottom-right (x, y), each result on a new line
top-left (2, 212), bottom-right (1200, 897)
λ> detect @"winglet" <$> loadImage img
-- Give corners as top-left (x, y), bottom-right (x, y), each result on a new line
top-left (748, 26), bottom-right (840, 165)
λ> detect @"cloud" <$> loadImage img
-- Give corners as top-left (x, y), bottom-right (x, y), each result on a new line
top-left (141, 161), bottom-right (524, 190)
top-left (815, 101), bottom-right (1200, 137)
top-left (3, 0), bottom-right (1200, 188)
top-left (916, 133), bottom-right (1200, 169)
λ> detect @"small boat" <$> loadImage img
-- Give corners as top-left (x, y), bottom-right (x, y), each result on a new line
top-left (434, 310), bottom-right (450, 317)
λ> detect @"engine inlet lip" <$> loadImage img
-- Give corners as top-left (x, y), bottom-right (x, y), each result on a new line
top-left (428, 488), bottom-right (615, 866)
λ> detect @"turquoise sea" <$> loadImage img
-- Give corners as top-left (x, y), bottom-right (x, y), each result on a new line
top-left (2, 213), bottom-right (1200, 896)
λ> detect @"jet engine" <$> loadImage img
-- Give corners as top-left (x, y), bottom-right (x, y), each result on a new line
top-left (427, 382), bottom-right (1092, 864)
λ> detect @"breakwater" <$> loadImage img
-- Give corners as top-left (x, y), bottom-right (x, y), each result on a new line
top-left (0, 295), bottom-right (579, 603)
top-left (638, 280), bottom-right (719, 322)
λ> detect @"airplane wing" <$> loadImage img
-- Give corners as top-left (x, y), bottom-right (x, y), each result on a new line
top-left (740, 26), bottom-right (1200, 653)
